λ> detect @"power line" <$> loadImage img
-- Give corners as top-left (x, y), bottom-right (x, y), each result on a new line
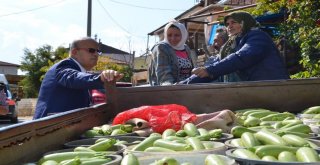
top-left (96, 0), bottom-right (146, 38)
top-left (0, 0), bottom-right (68, 18)
top-left (109, 0), bottom-right (187, 11)
top-left (96, 0), bottom-right (131, 35)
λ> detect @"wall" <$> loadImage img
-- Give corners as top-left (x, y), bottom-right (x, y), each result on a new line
top-left (17, 98), bottom-right (37, 116)
top-left (0, 66), bottom-right (18, 75)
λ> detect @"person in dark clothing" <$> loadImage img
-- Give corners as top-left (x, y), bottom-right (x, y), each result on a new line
top-left (179, 11), bottom-right (289, 84)
top-left (33, 37), bottom-right (123, 119)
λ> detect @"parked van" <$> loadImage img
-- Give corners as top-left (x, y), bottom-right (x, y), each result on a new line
top-left (0, 74), bottom-right (19, 123)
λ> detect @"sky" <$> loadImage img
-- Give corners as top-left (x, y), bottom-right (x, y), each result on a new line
top-left (0, 0), bottom-right (198, 73)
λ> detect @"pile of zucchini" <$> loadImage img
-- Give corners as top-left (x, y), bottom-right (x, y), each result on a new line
top-left (128, 123), bottom-right (224, 152)
top-left (230, 130), bottom-right (320, 162)
top-left (121, 153), bottom-right (235, 165)
top-left (82, 124), bottom-right (134, 138)
top-left (38, 138), bottom-right (120, 165)
top-left (228, 107), bottom-right (320, 163)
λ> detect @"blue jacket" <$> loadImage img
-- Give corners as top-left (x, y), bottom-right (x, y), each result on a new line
top-left (205, 29), bottom-right (289, 81)
top-left (33, 58), bottom-right (103, 119)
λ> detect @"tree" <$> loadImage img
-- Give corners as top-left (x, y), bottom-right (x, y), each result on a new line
top-left (93, 56), bottom-right (133, 82)
top-left (254, 0), bottom-right (320, 78)
top-left (19, 45), bottom-right (68, 98)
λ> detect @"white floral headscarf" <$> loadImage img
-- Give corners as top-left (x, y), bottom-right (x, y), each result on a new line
top-left (163, 20), bottom-right (188, 50)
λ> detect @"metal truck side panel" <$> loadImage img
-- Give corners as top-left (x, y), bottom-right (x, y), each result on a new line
top-left (111, 78), bottom-right (320, 114)
top-left (0, 103), bottom-right (111, 165)
top-left (0, 78), bottom-right (320, 164)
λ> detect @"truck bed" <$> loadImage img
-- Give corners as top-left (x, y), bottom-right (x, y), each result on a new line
top-left (1, 78), bottom-right (320, 164)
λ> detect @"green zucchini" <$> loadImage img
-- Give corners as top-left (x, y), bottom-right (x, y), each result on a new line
top-left (278, 124), bottom-right (312, 134)
top-left (121, 153), bottom-right (140, 165)
top-left (41, 160), bottom-right (59, 165)
top-left (230, 138), bottom-right (245, 147)
top-left (38, 152), bottom-right (97, 164)
top-left (261, 155), bottom-right (277, 161)
top-left (241, 132), bottom-right (260, 147)
top-left (162, 129), bottom-right (176, 139)
top-left (144, 146), bottom-right (176, 152)
top-left (185, 137), bottom-right (205, 150)
top-left (254, 129), bottom-right (287, 145)
top-left (296, 147), bottom-right (320, 162)
top-left (131, 136), bottom-right (161, 151)
top-left (242, 109), bottom-right (271, 116)
top-left (303, 106), bottom-right (320, 114)
top-left (175, 130), bottom-right (188, 137)
top-left (254, 145), bottom-right (298, 158)
top-left (248, 111), bottom-right (278, 119)
top-left (244, 117), bottom-right (261, 127)
top-left (233, 148), bottom-right (260, 160)
top-left (261, 112), bottom-right (295, 121)
top-left (205, 154), bottom-right (225, 165)
top-left (197, 128), bottom-right (209, 136)
top-left (183, 123), bottom-right (200, 137)
top-left (281, 134), bottom-right (310, 147)
top-left (278, 151), bottom-right (297, 162)
top-left (230, 126), bottom-right (256, 138)
top-left (88, 138), bottom-right (117, 151)
top-left (153, 139), bottom-right (192, 151)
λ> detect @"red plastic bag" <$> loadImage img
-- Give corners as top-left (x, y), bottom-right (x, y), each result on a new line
top-left (112, 104), bottom-right (197, 133)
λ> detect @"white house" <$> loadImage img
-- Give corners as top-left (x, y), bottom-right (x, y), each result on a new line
top-left (0, 61), bottom-right (20, 75)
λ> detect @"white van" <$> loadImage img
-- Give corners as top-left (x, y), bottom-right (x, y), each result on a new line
top-left (0, 74), bottom-right (9, 84)
top-left (0, 74), bottom-right (18, 123)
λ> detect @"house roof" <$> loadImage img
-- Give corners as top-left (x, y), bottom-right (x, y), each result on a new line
top-left (148, 1), bottom-right (205, 36)
top-left (0, 61), bottom-right (20, 67)
top-left (148, 1), bottom-right (258, 36)
top-left (102, 53), bottom-right (133, 65)
top-left (99, 43), bottom-right (130, 55)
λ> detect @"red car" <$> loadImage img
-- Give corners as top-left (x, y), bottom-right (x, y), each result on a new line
top-left (0, 82), bottom-right (20, 123)
top-left (91, 82), bottom-right (132, 105)
top-left (91, 88), bottom-right (106, 105)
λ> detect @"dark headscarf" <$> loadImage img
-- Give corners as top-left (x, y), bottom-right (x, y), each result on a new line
top-left (224, 11), bottom-right (258, 34)
top-left (218, 11), bottom-right (258, 82)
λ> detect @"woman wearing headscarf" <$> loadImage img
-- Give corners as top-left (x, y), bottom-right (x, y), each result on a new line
top-left (148, 20), bottom-right (197, 86)
top-left (181, 11), bottom-right (289, 84)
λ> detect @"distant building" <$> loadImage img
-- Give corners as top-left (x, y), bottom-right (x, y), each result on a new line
top-left (0, 61), bottom-right (20, 75)
top-left (132, 56), bottom-right (151, 86)
top-left (99, 43), bottom-right (133, 67)
top-left (0, 61), bottom-right (24, 97)
top-left (133, 56), bottom-right (150, 70)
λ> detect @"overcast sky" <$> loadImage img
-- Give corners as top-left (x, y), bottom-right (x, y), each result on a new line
top-left (0, 0), bottom-right (197, 71)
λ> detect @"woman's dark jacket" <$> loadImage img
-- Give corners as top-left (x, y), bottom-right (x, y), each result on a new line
top-left (205, 29), bottom-right (289, 81)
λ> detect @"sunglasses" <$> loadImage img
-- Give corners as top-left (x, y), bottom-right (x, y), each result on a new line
top-left (77, 48), bottom-right (102, 55)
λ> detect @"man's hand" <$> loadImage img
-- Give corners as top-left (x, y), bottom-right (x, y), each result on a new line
top-left (192, 67), bottom-right (210, 78)
top-left (100, 70), bottom-right (124, 82)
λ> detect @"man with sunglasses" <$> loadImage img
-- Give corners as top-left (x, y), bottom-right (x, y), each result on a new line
top-left (33, 37), bottom-right (123, 119)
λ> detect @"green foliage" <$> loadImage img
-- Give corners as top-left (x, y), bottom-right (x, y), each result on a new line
top-left (115, 65), bottom-right (133, 82)
top-left (255, 0), bottom-right (320, 78)
top-left (19, 45), bottom-right (68, 98)
top-left (93, 56), bottom-right (133, 82)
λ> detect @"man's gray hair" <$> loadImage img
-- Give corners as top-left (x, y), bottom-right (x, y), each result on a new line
top-left (70, 37), bottom-right (98, 50)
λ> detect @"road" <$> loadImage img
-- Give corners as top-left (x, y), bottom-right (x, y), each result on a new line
top-left (0, 116), bottom-right (32, 128)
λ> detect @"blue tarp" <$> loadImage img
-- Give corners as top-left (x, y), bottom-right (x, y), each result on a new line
top-left (208, 24), bottom-right (224, 45)
top-left (207, 11), bottom-right (284, 45)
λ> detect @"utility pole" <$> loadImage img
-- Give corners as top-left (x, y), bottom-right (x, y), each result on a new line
top-left (87, 0), bottom-right (92, 37)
